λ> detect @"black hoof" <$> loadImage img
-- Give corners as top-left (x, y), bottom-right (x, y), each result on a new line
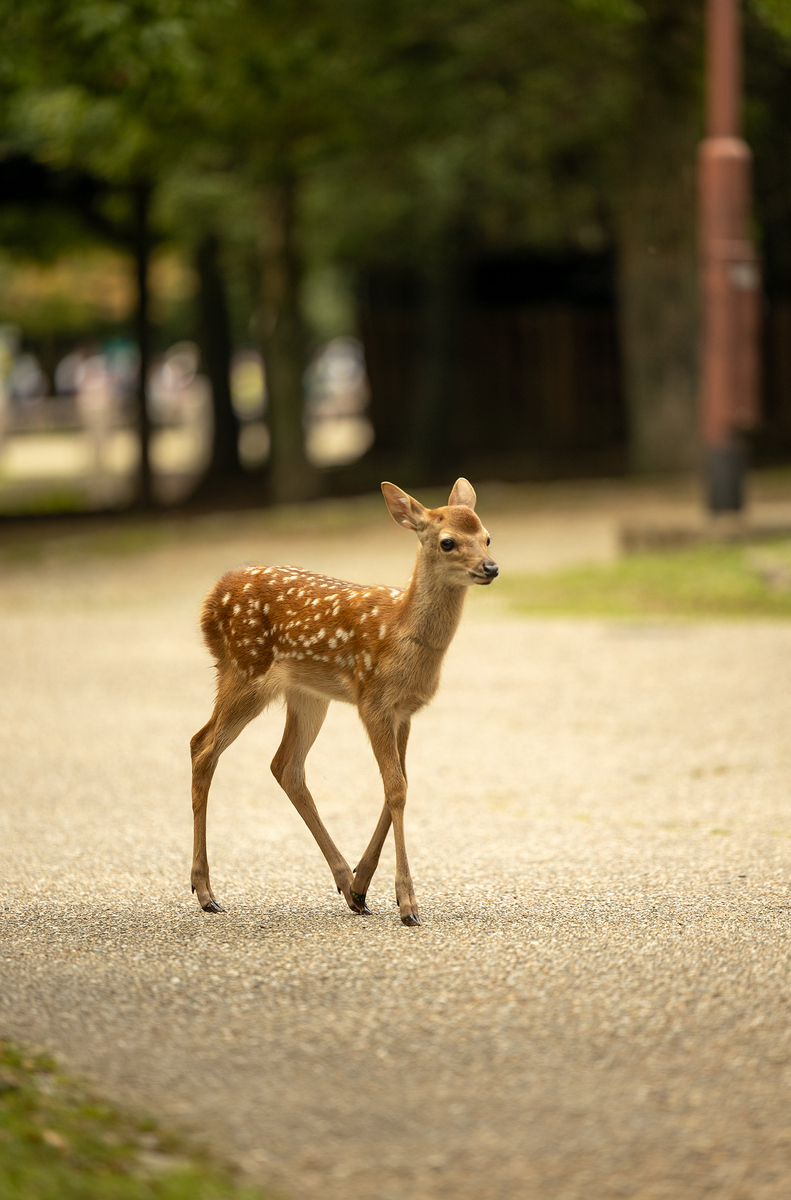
top-left (202, 898), bottom-right (225, 913)
top-left (401, 913), bottom-right (421, 927)
top-left (351, 890), bottom-right (372, 915)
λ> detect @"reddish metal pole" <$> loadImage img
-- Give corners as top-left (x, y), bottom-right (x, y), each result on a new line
top-left (699, 0), bottom-right (761, 512)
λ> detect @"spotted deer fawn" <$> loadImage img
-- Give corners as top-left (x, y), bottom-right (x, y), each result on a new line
top-left (190, 478), bottom-right (498, 926)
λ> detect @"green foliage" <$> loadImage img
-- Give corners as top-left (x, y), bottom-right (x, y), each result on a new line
top-left (754, 0), bottom-right (791, 43)
top-left (3, 0), bottom-right (790, 259)
top-left (3, 1), bottom-right (789, 271)
top-left (0, 1042), bottom-right (266, 1200)
top-left (502, 540), bottom-right (791, 618)
top-left (0, 0), bottom-right (648, 264)
top-left (303, 0), bottom-right (638, 264)
top-left (0, 207), bottom-right (96, 264)
top-left (2, 0), bottom-right (201, 181)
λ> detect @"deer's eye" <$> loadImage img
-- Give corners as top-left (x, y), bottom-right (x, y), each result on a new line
top-left (440, 538), bottom-right (455, 552)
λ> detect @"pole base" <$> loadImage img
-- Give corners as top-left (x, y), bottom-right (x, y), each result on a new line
top-left (705, 442), bottom-right (746, 513)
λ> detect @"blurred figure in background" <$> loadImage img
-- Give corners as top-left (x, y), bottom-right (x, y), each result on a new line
top-left (304, 336), bottom-right (373, 468)
top-left (75, 352), bottom-right (116, 503)
top-left (147, 343), bottom-right (212, 501)
top-left (54, 349), bottom-right (85, 400)
top-left (10, 351), bottom-right (47, 417)
top-left (148, 341), bottom-right (203, 426)
top-left (230, 349), bottom-right (269, 470)
top-left (104, 340), bottom-right (139, 417)
top-left (0, 326), bottom-right (18, 450)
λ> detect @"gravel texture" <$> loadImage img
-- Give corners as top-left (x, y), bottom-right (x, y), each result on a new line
top-left (2, 506), bottom-right (791, 1200)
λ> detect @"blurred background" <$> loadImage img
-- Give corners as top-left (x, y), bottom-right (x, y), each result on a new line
top-left (0, 0), bottom-right (790, 517)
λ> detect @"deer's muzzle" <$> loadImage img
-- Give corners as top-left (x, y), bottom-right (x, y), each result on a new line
top-left (471, 560), bottom-right (499, 584)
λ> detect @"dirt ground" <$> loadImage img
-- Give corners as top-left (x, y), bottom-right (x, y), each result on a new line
top-left (2, 480), bottom-right (791, 1200)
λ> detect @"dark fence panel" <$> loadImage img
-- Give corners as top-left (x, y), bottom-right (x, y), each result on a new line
top-left (359, 252), bottom-right (627, 480)
top-left (760, 301), bottom-right (791, 449)
top-left (453, 305), bottom-right (624, 459)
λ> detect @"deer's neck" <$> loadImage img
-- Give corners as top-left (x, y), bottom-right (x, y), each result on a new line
top-left (399, 551), bottom-right (467, 653)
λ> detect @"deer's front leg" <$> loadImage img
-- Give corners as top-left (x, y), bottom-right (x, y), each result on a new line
top-left (363, 713), bottom-right (420, 927)
top-left (352, 719), bottom-right (410, 909)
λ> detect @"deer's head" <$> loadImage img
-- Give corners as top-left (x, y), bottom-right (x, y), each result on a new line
top-left (381, 478), bottom-right (499, 587)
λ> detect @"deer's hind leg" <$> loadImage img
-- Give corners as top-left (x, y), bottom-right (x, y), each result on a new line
top-left (271, 690), bottom-right (363, 914)
top-left (191, 673), bottom-right (267, 912)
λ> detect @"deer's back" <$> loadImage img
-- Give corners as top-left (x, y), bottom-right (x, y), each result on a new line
top-left (200, 564), bottom-right (412, 704)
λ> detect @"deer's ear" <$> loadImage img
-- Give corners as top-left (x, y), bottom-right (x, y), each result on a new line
top-left (448, 477), bottom-right (476, 510)
top-left (381, 482), bottom-right (428, 532)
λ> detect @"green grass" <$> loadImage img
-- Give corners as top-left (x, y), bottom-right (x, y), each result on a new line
top-left (0, 522), bottom-right (171, 565)
top-left (0, 492), bottom-right (393, 567)
top-left (0, 487), bottom-right (90, 517)
top-left (503, 540), bottom-right (791, 618)
top-left (0, 1042), bottom-right (267, 1200)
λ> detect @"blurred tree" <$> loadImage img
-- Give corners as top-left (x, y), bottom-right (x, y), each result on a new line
top-left (0, 0), bottom-right (203, 506)
top-left (609, 0), bottom-right (791, 474)
top-left (1, 0), bottom-right (789, 503)
top-left (612, 1), bottom-right (702, 474)
top-left (302, 0), bottom-right (631, 478)
top-left (2, 0), bottom-right (396, 505)
top-left (747, 1), bottom-right (791, 292)
top-left (194, 233), bottom-right (242, 490)
top-left (182, 0), bottom-right (383, 503)
top-left (305, 2), bottom-right (773, 479)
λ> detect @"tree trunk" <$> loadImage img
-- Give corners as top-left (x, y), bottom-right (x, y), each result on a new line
top-left (195, 234), bottom-right (242, 483)
top-left (615, 2), bottom-right (703, 474)
top-left (617, 155), bottom-right (700, 473)
top-left (258, 179), bottom-right (320, 504)
top-left (411, 247), bottom-right (463, 483)
top-left (131, 181), bottom-right (155, 507)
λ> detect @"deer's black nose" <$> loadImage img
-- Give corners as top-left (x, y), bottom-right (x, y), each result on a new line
top-left (482, 560), bottom-right (499, 579)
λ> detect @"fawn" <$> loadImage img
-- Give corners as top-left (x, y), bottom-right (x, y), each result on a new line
top-left (190, 478), bottom-right (498, 926)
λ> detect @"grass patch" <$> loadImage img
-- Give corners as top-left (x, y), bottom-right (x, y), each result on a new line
top-left (0, 521), bottom-right (171, 566)
top-left (0, 488), bottom-right (90, 518)
top-left (0, 1041), bottom-right (266, 1200)
top-left (0, 492), bottom-right (393, 567)
top-left (503, 540), bottom-right (791, 618)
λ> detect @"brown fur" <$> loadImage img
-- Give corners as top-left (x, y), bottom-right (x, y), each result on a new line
top-left (189, 478), bottom-right (498, 926)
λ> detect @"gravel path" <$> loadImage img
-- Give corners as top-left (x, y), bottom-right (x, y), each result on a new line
top-left (2, 508), bottom-right (791, 1200)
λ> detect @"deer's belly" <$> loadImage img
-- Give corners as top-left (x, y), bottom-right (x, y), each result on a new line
top-left (279, 659), bottom-right (356, 704)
